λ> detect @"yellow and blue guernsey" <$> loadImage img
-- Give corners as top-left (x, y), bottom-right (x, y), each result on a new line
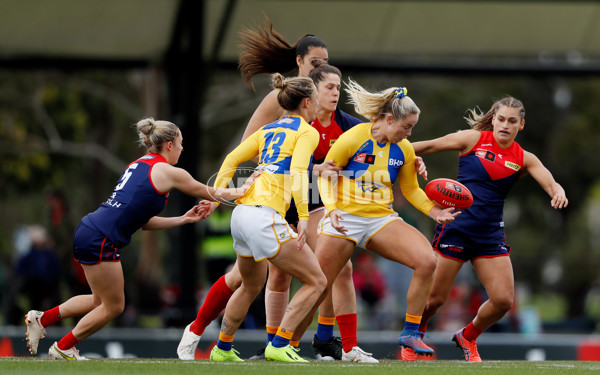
top-left (319, 122), bottom-right (435, 217)
top-left (214, 115), bottom-right (319, 221)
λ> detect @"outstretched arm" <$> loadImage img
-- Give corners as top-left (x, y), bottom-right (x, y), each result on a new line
top-left (142, 204), bottom-right (209, 230)
top-left (154, 165), bottom-right (249, 202)
top-left (412, 129), bottom-right (480, 156)
top-left (151, 134), bottom-right (260, 202)
top-left (398, 141), bottom-right (459, 224)
top-left (523, 151), bottom-right (568, 209)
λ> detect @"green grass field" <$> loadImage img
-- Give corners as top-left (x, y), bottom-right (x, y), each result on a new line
top-left (1, 358), bottom-right (599, 375)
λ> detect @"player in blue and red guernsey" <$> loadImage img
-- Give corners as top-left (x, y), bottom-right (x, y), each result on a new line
top-left (408, 97), bottom-right (568, 362)
top-left (25, 118), bottom-right (250, 360)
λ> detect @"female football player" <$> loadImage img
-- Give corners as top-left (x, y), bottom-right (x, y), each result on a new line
top-left (299, 79), bottom-right (459, 358)
top-left (178, 17), bottom-right (381, 363)
top-left (208, 73), bottom-right (325, 362)
top-left (403, 96), bottom-right (568, 362)
top-left (25, 118), bottom-right (251, 360)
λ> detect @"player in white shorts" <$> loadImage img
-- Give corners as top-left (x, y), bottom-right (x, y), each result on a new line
top-left (205, 73), bottom-right (325, 363)
top-left (293, 79), bottom-right (459, 358)
top-left (230, 205), bottom-right (297, 261)
top-left (318, 209), bottom-right (401, 249)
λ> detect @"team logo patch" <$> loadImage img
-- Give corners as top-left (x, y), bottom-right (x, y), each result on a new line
top-left (329, 139), bottom-right (337, 147)
top-left (353, 153), bottom-right (376, 164)
top-left (504, 161), bottom-right (521, 171)
top-left (476, 149), bottom-right (496, 162)
top-left (439, 244), bottom-right (464, 253)
top-left (356, 180), bottom-right (384, 193)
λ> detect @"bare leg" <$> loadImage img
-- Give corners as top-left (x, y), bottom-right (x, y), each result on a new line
top-left (71, 262), bottom-right (125, 340)
top-left (330, 261), bottom-right (355, 316)
top-left (224, 261), bottom-right (243, 291)
top-left (269, 240), bottom-right (327, 332)
top-left (265, 263), bottom-right (291, 331)
top-left (421, 255), bottom-right (464, 327)
top-left (263, 210), bottom-right (323, 336)
top-left (367, 220), bottom-right (436, 316)
top-left (471, 256), bottom-right (514, 331)
top-left (56, 295), bottom-right (102, 319)
top-left (294, 235), bottom-right (355, 340)
top-left (220, 258), bottom-right (268, 335)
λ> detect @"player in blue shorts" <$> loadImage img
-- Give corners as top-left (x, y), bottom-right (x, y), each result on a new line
top-left (402, 96), bottom-right (568, 362)
top-left (24, 118), bottom-right (249, 360)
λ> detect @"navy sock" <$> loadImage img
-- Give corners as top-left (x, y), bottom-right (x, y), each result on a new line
top-left (315, 322), bottom-right (334, 343)
top-left (271, 335), bottom-right (290, 348)
top-left (403, 321), bottom-right (420, 333)
top-left (217, 339), bottom-right (233, 351)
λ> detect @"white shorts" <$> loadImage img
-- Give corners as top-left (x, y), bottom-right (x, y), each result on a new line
top-left (318, 209), bottom-right (401, 249)
top-left (231, 204), bottom-right (297, 261)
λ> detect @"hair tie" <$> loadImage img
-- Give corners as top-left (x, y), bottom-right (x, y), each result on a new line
top-left (395, 87), bottom-right (407, 98)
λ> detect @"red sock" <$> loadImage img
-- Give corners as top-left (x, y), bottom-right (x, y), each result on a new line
top-left (419, 322), bottom-right (428, 334)
top-left (41, 306), bottom-right (62, 328)
top-left (57, 331), bottom-right (79, 351)
top-left (190, 275), bottom-right (234, 336)
top-left (336, 313), bottom-right (357, 353)
top-left (463, 322), bottom-right (483, 342)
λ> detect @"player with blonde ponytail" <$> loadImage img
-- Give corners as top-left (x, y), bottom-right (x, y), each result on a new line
top-left (25, 118), bottom-right (249, 360)
top-left (296, 78), bottom-right (458, 358)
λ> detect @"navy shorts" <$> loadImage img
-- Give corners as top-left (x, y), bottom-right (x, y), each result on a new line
top-left (73, 222), bottom-right (122, 265)
top-left (284, 173), bottom-right (324, 226)
top-left (432, 225), bottom-right (510, 263)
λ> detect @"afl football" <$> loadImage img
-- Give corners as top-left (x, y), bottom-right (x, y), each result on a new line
top-left (425, 178), bottom-right (473, 210)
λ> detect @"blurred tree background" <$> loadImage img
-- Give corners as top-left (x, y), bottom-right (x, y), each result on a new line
top-left (1, 65), bottom-right (599, 331)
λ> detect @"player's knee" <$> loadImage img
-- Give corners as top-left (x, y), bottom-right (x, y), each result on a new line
top-left (415, 253), bottom-right (436, 278)
top-left (225, 271), bottom-right (242, 290)
top-left (91, 294), bottom-right (102, 308)
top-left (492, 295), bottom-right (513, 313)
top-left (242, 282), bottom-right (265, 298)
top-left (268, 269), bottom-right (292, 289)
top-left (338, 261), bottom-right (353, 280)
top-left (427, 294), bottom-right (447, 312)
top-left (312, 272), bottom-right (327, 295)
top-left (106, 298), bottom-right (125, 318)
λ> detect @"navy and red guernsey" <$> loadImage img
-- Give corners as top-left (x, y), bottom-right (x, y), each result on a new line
top-left (311, 107), bottom-right (361, 164)
top-left (448, 131), bottom-right (524, 238)
top-left (81, 154), bottom-right (169, 248)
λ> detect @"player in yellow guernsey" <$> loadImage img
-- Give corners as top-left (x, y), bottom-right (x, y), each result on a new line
top-left (208, 73), bottom-right (326, 363)
top-left (298, 79), bottom-right (460, 358)
top-left (219, 113), bottom-right (318, 222)
top-left (319, 123), bottom-right (433, 218)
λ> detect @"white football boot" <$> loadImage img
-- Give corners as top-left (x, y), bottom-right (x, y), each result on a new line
top-left (25, 310), bottom-right (46, 355)
top-left (177, 323), bottom-right (201, 360)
